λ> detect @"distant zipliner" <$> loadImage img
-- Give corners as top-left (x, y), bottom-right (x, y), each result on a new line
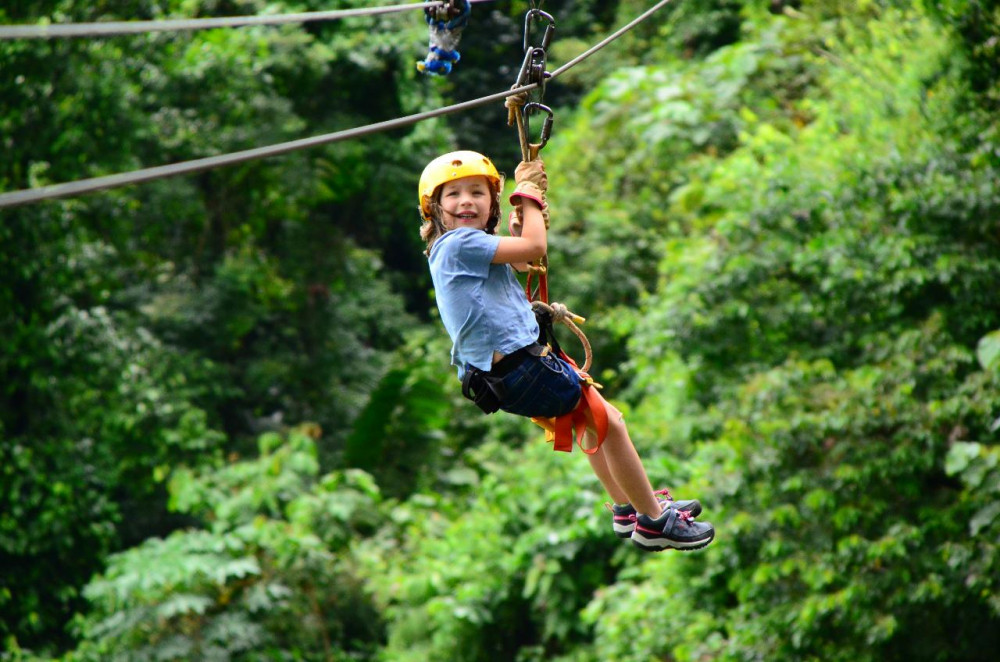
top-left (417, 0), bottom-right (471, 75)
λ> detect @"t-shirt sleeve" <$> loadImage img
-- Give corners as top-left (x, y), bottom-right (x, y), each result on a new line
top-left (442, 228), bottom-right (500, 279)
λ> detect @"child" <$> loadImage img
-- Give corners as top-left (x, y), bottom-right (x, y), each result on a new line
top-left (418, 150), bottom-right (714, 552)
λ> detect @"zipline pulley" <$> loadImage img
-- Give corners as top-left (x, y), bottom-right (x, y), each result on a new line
top-left (515, 9), bottom-right (555, 96)
top-left (509, 5), bottom-right (556, 161)
top-left (516, 47), bottom-right (549, 93)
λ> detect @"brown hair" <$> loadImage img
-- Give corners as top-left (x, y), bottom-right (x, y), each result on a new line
top-left (420, 177), bottom-right (504, 256)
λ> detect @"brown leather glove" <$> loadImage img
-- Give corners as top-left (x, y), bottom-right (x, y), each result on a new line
top-left (508, 159), bottom-right (549, 230)
top-left (508, 159), bottom-right (547, 206)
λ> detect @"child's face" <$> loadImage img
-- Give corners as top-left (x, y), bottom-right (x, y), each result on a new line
top-left (438, 175), bottom-right (492, 232)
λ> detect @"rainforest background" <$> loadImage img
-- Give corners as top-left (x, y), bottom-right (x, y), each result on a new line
top-left (2, 0), bottom-right (1000, 660)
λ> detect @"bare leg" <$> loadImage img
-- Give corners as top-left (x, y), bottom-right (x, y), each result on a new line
top-left (585, 433), bottom-right (629, 504)
top-left (584, 394), bottom-right (660, 517)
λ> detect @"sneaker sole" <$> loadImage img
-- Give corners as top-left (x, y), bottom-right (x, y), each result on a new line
top-left (613, 521), bottom-right (634, 538)
top-left (630, 528), bottom-right (715, 552)
top-left (612, 500), bottom-right (704, 539)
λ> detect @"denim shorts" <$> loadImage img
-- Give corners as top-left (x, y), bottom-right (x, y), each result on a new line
top-left (498, 352), bottom-right (582, 418)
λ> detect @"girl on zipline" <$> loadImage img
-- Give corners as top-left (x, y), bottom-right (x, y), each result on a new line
top-left (417, 150), bottom-right (715, 551)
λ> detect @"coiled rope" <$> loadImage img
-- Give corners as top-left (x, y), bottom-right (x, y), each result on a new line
top-left (532, 302), bottom-right (593, 373)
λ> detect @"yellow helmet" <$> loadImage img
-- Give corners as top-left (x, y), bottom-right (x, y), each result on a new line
top-left (418, 150), bottom-right (502, 221)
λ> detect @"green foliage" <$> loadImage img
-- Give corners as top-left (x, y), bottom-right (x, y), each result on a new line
top-left (69, 426), bottom-right (386, 661)
top-left (4, 0), bottom-right (1000, 659)
top-left (596, 3), bottom-right (1000, 660)
top-left (635, 5), bottom-right (1000, 398)
top-left (1, 207), bottom-right (224, 652)
top-left (546, 5), bottom-right (820, 386)
top-left (595, 318), bottom-right (1000, 661)
top-left (358, 438), bottom-right (631, 662)
top-left (2, 0), bottom-right (424, 651)
top-left (343, 331), bottom-right (455, 498)
top-left (139, 240), bottom-right (415, 461)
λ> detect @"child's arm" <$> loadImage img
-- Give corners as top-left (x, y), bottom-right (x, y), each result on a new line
top-left (504, 211), bottom-right (530, 272)
top-left (493, 198), bottom-right (545, 264)
top-left (492, 160), bottom-right (548, 265)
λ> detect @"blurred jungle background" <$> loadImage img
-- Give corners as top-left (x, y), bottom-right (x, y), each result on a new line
top-left (2, 0), bottom-right (999, 660)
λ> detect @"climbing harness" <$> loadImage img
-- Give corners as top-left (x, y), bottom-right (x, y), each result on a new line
top-left (417, 0), bottom-right (471, 75)
top-left (504, 5), bottom-right (607, 455)
top-left (531, 302), bottom-right (608, 454)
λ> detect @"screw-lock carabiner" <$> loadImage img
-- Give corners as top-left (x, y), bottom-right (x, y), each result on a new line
top-left (523, 102), bottom-right (554, 151)
top-left (523, 8), bottom-right (556, 54)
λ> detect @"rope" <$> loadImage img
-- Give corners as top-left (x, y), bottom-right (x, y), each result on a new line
top-left (511, 2), bottom-right (682, 374)
top-left (0, 2), bottom-right (496, 40)
top-left (0, 0), bottom-right (673, 208)
top-left (504, 88), bottom-right (532, 162)
top-left (532, 301), bottom-right (593, 374)
top-left (507, 89), bottom-right (548, 286)
top-left (417, 0), bottom-right (471, 75)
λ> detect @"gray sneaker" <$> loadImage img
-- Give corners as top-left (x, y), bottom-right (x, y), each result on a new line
top-left (631, 506), bottom-right (715, 552)
top-left (609, 489), bottom-right (702, 539)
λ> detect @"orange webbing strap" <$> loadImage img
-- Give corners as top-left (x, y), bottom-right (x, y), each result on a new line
top-left (530, 355), bottom-right (608, 454)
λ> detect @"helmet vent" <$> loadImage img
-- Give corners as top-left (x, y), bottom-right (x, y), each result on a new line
top-left (451, 159), bottom-right (463, 166)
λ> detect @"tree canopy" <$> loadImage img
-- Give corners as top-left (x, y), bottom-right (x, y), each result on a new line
top-left (2, 1), bottom-right (999, 660)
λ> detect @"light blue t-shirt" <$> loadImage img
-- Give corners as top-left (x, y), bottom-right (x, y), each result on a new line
top-left (428, 227), bottom-right (539, 377)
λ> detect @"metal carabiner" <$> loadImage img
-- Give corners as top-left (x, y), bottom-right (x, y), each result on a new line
top-left (523, 102), bottom-right (554, 151)
top-left (523, 8), bottom-right (556, 54)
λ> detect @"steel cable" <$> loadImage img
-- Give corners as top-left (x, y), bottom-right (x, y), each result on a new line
top-left (0, 0), bottom-right (673, 209)
top-left (0, 2), bottom-right (499, 40)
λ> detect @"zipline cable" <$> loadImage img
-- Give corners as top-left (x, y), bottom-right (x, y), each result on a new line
top-left (550, 0), bottom-right (672, 78)
top-left (0, 0), bottom-right (673, 209)
top-left (0, 83), bottom-right (537, 209)
top-left (0, 1), bottom-right (496, 40)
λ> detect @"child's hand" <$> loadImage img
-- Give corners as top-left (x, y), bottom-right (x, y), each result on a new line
top-left (509, 159), bottom-right (547, 207)
top-left (509, 159), bottom-right (549, 229)
top-left (516, 159), bottom-right (547, 190)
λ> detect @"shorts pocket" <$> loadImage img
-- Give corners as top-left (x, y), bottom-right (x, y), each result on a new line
top-left (500, 355), bottom-right (581, 418)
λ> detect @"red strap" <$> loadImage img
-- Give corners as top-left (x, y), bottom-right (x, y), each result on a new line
top-left (525, 269), bottom-right (549, 304)
top-left (547, 353), bottom-right (608, 454)
top-left (580, 379), bottom-right (608, 452)
top-left (553, 412), bottom-right (574, 452)
top-left (525, 273), bottom-right (597, 452)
